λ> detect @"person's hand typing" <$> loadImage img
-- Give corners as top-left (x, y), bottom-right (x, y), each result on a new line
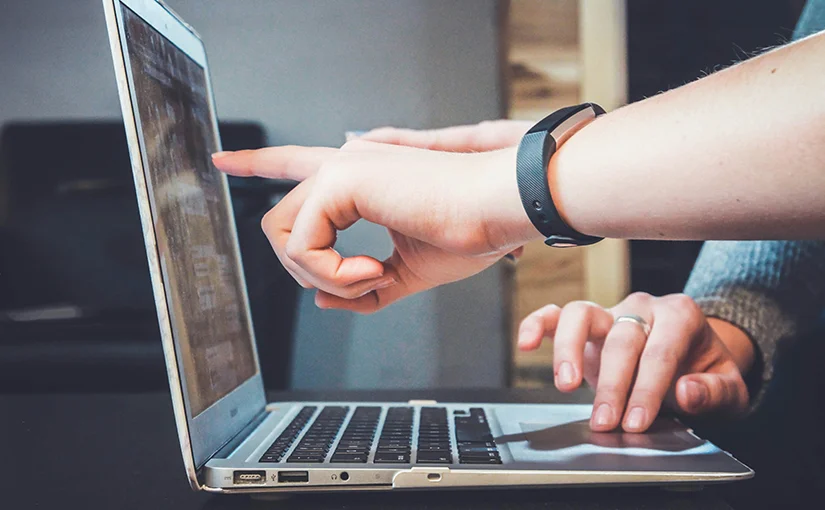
top-left (212, 140), bottom-right (539, 313)
top-left (518, 293), bottom-right (755, 433)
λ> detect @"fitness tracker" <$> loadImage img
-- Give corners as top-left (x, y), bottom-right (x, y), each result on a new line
top-left (516, 103), bottom-right (605, 248)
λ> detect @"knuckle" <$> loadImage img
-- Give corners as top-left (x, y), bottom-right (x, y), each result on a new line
top-left (624, 292), bottom-right (653, 307)
top-left (536, 303), bottom-right (561, 317)
top-left (520, 315), bottom-right (542, 332)
top-left (664, 293), bottom-right (702, 317)
top-left (565, 301), bottom-right (595, 318)
top-left (283, 239), bottom-right (305, 263)
top-left (341, 139), bottom-right (369, 152)
top-left (260, 207), bottom-right (277, 232)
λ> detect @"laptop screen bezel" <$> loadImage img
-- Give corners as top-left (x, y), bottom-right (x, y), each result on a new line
top-left (104, 0), bottom-right (266, 476)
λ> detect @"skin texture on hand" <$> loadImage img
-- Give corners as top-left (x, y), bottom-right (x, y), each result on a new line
top-left (518, 293), bottom-right (754, 433)
top-left (212, 138), bottom-right (541, 313)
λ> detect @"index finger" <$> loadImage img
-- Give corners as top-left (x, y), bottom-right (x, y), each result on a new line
top-left (211, 146), bottom-right (338, 181)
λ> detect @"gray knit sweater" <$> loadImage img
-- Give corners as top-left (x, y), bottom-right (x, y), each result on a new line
top-left (684, 242), bottom-right (825, 406)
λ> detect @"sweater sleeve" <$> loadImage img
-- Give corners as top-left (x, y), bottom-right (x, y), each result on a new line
top-left (684, 241), bottom-right (825, 409)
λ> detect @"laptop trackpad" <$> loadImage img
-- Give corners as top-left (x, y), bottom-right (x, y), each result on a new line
top-left (494, 405), bottom-right (712, 468)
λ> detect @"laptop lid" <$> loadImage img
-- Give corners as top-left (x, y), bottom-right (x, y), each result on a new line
top-left (103, 0), bottom-right (266, 483)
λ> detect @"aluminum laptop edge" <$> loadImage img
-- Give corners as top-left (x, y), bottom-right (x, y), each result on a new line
top-left (103, 0), bottom-right (754, 494)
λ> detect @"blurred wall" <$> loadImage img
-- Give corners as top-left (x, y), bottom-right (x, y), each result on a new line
top-left (0, 0), bottom-right (509, 389)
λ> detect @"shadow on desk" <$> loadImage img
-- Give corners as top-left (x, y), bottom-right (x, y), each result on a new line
top-left (199, 486), bottom-right (732, 510)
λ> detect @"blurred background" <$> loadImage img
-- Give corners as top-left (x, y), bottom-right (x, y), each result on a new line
top-left (0, 0), bottom-right (806, 394)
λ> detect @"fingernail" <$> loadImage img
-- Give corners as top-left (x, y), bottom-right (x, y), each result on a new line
top-left (212, 151), bottom-right (230, 159)
top-left (685, 380), bottom-right (708, 409)
top-left (593, 403), bottom-right (613, 427)
top-left (372, 277), bottom-right (397, 291)
top-left (314, 295), bottom-right (327, 309)
top-left (358, 277), bottom-right (396, 297)
top-left (557, 362), bottom-right (575, 387)
top-left (626, 407), bottom-right (646, 431)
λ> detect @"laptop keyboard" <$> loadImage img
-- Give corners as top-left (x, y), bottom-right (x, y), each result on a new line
top-left (330, 406), bottom-right (381, 463)
top-left (259, 405), bottom-right (316, 463)
top-left (287, 406), bottom-right (349, 463)
top-left (259, 405), bottom-right (502, 465)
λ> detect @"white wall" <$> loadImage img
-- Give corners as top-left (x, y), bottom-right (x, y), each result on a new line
top-left (0, 0), bottom-right (510, 389)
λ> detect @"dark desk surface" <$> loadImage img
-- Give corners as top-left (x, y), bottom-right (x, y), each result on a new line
top-left (1, 389), bottom-right (733, 510)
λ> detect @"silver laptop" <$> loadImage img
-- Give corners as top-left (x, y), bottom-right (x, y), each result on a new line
top-left (103, 0), bottom-right (753, 494)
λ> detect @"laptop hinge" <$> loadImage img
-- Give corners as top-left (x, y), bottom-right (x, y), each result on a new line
top-left (209, 408), bottom-right (269, 461)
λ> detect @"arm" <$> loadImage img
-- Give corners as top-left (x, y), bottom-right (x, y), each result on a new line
top-left (542, 30), bottom-right (825, 241)
top-left (364, 30), bottom-right (825, 249)
top-left (685, 240), bottom-right (825, 406)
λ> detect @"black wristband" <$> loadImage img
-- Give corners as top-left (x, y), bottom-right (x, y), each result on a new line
top-left (516, 103), bottom-right (605, 248)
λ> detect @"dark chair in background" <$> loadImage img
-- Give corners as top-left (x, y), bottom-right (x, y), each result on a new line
top-left (0, 121), bottom-right (298, 393)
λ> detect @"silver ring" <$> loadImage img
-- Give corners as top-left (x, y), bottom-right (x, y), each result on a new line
top-left (614, 315), bottom-right (651, 338)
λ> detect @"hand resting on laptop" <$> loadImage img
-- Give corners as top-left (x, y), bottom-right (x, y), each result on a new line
top-left (517, 292), bottom-right (753, 434)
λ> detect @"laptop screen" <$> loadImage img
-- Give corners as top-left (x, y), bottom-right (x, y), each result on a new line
top-left (122, 6), bottom-right (257, 417)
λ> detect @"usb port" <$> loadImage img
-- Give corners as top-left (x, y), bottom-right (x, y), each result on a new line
top-left (278, 471), bottom-right (309, 483)
top-left (233, 470), bottom-right (266, 485)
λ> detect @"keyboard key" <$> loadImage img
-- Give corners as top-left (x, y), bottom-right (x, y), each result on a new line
top-left (374, 452), bottom-right (411, 463)
top-left (460, 451), bottom-right (500, 460)
top-left (458, 445), bottom-right (499, 454)
top-left (417, 452), bottom-right (452, 464)
top-left (286, 455), bottom-right (325, 463)
top-left (330, 453), bottom-right (369, 463)
top-left (418, 443), bottom-right (451, 451)
top-left (459, 456), bottom-right (503, 465)
top-left (375, 447), bottom-right (411, 454)
top-left (455, 428), bottom-right (493, 443)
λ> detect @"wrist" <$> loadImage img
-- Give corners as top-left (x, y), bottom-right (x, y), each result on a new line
top-left (545, 116), bottom-right (600, 237)
top-left (479, 147), bottom-right (545, 251)
top-left (707, 317), bottom-right (756, 376)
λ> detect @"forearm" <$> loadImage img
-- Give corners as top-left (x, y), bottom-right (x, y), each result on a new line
top-left (549, 30), bottom-right (825, 240)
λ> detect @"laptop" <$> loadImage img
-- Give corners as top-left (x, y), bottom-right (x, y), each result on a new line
top-left (103, 0), bottom-right (753, 494)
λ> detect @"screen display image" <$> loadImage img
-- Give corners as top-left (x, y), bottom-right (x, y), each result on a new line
top-left (123, 6), bottom-right (256, 416)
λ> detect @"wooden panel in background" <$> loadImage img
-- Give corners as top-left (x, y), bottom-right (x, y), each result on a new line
top-left (505, 0), bottom-right (629, 387)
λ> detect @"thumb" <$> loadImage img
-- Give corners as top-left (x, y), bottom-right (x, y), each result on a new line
top-left (675, 367), bottom-right (749, 416)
